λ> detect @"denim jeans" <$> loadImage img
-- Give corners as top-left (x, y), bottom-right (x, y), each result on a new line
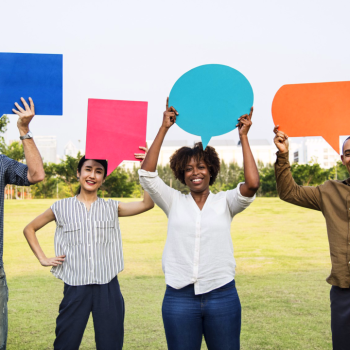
top-left (0, 267), bottom-right (8, 350)
top-left (162, 279), bottom-right (241, 350)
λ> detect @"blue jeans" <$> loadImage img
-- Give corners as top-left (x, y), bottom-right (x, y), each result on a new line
top-left (0, 267), bottom-right (8, 350)
top-left (162, 279), bottom-right (241, 350)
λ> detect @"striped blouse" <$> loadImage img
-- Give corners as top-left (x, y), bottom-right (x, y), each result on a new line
top-left (50, 197), bottom-right (124, 286)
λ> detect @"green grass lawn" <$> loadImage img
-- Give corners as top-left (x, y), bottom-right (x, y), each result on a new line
top-left (4, 198), bottom-right (332, 349)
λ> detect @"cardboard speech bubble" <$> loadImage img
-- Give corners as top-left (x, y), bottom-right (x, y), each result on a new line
top-left (0, 52), bottom-right (63, 115)
top-left (85, 99), bottom-right (148, 175)
top-left (272, 81), bottom-right (350, 154)
top-left (168, 64), bottom-right (254, 149)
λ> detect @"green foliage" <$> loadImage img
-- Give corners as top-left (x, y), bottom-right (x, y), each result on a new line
top-left (328, 161), bottom-right (349, 181)
top-left (53, 153), bottom-right (81, 196)
top-left (258, 163), bottom-right (277, 197)
top-left (101, 167), bottom-right (135, 198)
top-left (157, 164), bottom-right (190, 194)
top-left (0, 140), bottom-right (25, 162)
top-left (291, 162), bottom-right (329, 186)
top-left (210, 160), bottom-right (244, 193)
top-left (30, 163), bottom-right (58, 199)
top-left (0, 115), bottom-right (9, 150)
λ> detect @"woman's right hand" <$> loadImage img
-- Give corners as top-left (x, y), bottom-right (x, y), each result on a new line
top-left (273, 125), bottom-right (289, 153)
top-left (162, 97), bottom-right (178, 129)
top-left (39, 255), bottom-right (65, 267)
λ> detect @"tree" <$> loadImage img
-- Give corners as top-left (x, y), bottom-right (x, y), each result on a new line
top-left (210, 160), bottom-right (244, 193)
top-left (258, 163), bottom-right (277, 196)
top-left (54, 153), bottom-right (81, 196)
top-left (328, 161), bottom-right (349, 181)
top-left (0, 141), bottom-right (25, 162)
top-left (291, 163), bottom-right (329, 186)
top-left (101, 167), bottom-right (135, 197)
top-left (31, 163), bottom-right (58, 198)
top-left (0, 115), bottom-right (10, 151)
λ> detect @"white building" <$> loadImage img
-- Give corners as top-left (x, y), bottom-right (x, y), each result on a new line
top-left (64, 141), bottom-right (84, 158)
top-left (289, 137), bottom-right (342, 168)
top-left (34, 136), bottom-right (57, 164)
top-left (235, 139), bottom-right (276, 166)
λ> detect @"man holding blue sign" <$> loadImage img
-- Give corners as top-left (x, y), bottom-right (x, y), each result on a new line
top-left (0, 97), bottom-right (44, 350)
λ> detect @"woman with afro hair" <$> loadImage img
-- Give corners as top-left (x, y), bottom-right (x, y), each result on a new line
top-left (139, 98), bottom-right (260, 350)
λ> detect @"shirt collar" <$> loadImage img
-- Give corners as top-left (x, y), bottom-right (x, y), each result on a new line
top-left (342, 178), bottom-right (350, 186)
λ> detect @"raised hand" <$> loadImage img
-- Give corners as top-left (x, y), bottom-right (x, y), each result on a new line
top-left (273, 125), bottom-right (289, 153)
top-left (162, 97), bottom-right (178, 129)
top-left (39, 255), bottom-right (65, 267)
top-left (236, 107), bottom-right (253, 138)
top-left (12, 97), bottom-right (35, 135)
top-left (134, 143), bottom-right (148, 166)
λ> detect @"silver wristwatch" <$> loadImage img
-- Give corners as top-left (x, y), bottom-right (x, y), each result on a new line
top-left (20, 131), bottom-right (33, 140)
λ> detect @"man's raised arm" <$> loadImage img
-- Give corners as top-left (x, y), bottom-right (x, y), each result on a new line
top-left (273, 126), bottom-right (321, 211)
top-left (13, 97), bottom-right (45, 184)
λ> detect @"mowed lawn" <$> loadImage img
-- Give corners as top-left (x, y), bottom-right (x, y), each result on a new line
top-left (4, 198), bottom-right (332, 350)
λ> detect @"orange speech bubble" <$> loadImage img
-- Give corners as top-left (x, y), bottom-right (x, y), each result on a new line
top-left (272, 81), bottom-right (350, 154)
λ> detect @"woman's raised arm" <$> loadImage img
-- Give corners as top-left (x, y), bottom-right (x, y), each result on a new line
top-left (236, 107), bottom-right (260, 197)
top-left (141, 97), bottom-right (178, 172)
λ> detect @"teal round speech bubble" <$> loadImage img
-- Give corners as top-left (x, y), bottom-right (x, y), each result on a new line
top-left (168, 64), bottom-right (254, 149)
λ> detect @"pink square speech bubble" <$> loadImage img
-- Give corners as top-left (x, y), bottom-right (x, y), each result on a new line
top-left (86, 99), bottom-right (148, 175)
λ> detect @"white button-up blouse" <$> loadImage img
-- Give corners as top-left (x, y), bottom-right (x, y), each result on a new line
top-left (139, 169), bottom-right (255, 295)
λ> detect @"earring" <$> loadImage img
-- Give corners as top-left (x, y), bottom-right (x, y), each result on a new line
top-left (77, 177), bottom-right (80, 180)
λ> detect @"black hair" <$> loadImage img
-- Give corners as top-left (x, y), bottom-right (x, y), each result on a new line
top-left (76, 156), bottom-right (108, 195)
top-left (343, 137), bottom-right (350, 155)
top-left (169, 142), bottom-right (220, 186)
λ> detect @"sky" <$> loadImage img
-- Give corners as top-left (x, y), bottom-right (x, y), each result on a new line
top-left (1, 0), bottom-right (349, 157)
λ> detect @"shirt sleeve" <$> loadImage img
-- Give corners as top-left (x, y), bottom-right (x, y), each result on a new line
top-left (2, 155), bottom-right (31, 186)
top-left (50, 201), bottom-right (60, 225)
top-left (274, 151), bottom-right (322, 211)
top-left (226, 182), bottom-right (256, 217)
top-left (109, 199), bottom-right (119, 215)
top-left (138, 169), bottom-right (176, 216)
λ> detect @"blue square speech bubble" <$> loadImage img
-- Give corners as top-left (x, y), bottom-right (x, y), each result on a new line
top-left (0, 52), bottom-right (63, 115)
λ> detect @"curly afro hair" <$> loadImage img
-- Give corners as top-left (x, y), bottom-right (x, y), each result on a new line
top-left (169, 142), bottom-right (220, 186)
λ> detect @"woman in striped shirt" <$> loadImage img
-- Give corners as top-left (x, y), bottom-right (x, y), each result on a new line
top-left (23, 151), bottom-right (154, 350)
